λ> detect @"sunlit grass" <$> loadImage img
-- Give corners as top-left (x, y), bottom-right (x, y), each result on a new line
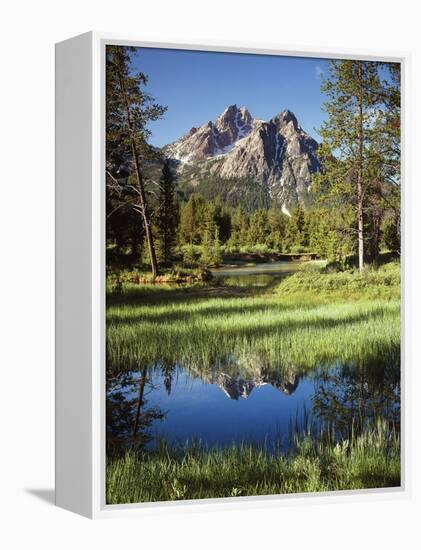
top-left (106, 262), bottom-right (400, 374)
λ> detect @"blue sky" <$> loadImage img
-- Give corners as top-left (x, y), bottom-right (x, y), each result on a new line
top-left (130, 47), bottom-right (332, 147)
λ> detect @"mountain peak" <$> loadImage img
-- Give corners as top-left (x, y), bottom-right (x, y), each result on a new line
top-left (217, 104), bottom-right (249, 116)
top-left (163, 105), bottom-right (320, 211)
top-left (165, 104), bottom-right (256, 163)
top-left (274, 109), bottom-right (299, 128)
top-left (218, 104), bottom-right (238, 115)
top-left (215, 104), bottom-right (253, 133)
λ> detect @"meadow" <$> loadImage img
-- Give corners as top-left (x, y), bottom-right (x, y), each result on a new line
top-left (106, 261), bottom-right (400, 375)
top-left (106, 260), bottom-right (401, 503)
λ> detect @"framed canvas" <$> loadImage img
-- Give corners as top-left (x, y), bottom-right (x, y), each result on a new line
top-left (55, 32), bottom-right (410, 518)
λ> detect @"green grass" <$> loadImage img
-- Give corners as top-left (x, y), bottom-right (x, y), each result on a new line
top-left (106, 262), bottom-right (400, 375)
top-left (277, 261), bottom-right (400, 300)
top-left (106, 260), bottom-right (401, 502)
top-left (106, 419), bottom-right (400, 504)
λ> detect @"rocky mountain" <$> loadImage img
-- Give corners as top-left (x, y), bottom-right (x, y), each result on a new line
top-left (165, 104), bottom-right (254, 163)
top-left (214, 370), bottom-right (300, 400)
top-left (163, 104), bottom-right (320, 212)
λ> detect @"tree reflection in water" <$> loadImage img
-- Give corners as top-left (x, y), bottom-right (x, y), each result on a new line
top-left (106, 365), bottom-right (168, 457)
top-left (312, 358), bottom-right (400, 440)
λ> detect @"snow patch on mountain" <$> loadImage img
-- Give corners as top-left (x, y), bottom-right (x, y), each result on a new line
top-left (281, 204), bottom-right (291, 217)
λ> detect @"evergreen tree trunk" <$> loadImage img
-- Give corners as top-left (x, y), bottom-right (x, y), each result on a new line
top-left (156, 160), bottom-right (177, 267)
top-left (369, 199), bottom-right (381, 266)
top-left (373, 214), bottom-right (381, 265)
top-left (117, 69), bottom-right (159, 278)
top-left (131, 145), bottom-right (158, 277)
top-left (357, 63), bottom-right (365, 272)
top-left (357, 177), bottom-right (364, 271)
top-left (396, 211), bottom-right (401, 255)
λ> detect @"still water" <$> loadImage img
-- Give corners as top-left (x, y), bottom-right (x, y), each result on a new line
top-left (106, 263), bottom-right (399, 455)
top-left (211, 260), bottom-right (315, 286)
top-left (107, 359), bottom-right (400, 454)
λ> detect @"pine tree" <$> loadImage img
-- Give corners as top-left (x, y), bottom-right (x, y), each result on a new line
top-left (267, 205), bottom-right (286, 252)
top-left (230, 206), bottom-right (249, 249)
top-left (285, 204), bottom-right (307, 251)
top-left (179, 194), bottom-right (207, 244)
top-left (199, 227), bottom-right (213, 267)
top-left (382, 214), bottom-right (400, 253)
top-left (247, 210), bottom-right (268, 248)
top-left (199, 202), bottom-right (217, 267)
top-left (212, 226), bottom-right (222, 266)
top-left (182, 242), bottom-right (196, 267)
top-left (213, 196), bottom-right (232, 243)
top-left (155, 161), bottom-right (178, 266)
top-left (317, 60), bottom-right (385, 271)
top-left (106, 46), bottom-right (166, 277)
top-left (366, 63), bottom-right (401, 262)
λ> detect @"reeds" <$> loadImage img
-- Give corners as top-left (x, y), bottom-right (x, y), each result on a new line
top-left (106, 419), bottom-right (400, 504)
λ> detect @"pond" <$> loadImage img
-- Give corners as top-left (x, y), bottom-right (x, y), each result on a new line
top-left (107, 359), bottom-right (400, 455)
top-left (106, 261), bottom-right (400, 456)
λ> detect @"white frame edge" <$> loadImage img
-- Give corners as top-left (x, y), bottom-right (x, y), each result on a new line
top-left (55, 31), bottom-right (411, 519)
top-left (55, 32), bottom-right (94, 518)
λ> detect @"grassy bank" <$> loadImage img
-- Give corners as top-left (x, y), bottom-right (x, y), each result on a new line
top-left (277, 261), bottom-right (400, 300)
top-left (106, 262), bottom-right (400, 374)
top-left (106, 420), bottom-right (400, 503)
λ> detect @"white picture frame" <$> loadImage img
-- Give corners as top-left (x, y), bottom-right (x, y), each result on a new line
top-left (55, 31), bottom-right (411, 519)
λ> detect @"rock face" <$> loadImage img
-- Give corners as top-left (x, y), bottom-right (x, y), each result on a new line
top-left (164, 105), bottom-right (320, 210)
top-left (165, 105), bottom-right (254, 163)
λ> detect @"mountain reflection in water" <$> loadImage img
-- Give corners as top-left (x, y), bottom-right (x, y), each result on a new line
top-left (213, 370), bottom-right (300, 400)
top-left (106, 355), bottom-right (399, 457)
